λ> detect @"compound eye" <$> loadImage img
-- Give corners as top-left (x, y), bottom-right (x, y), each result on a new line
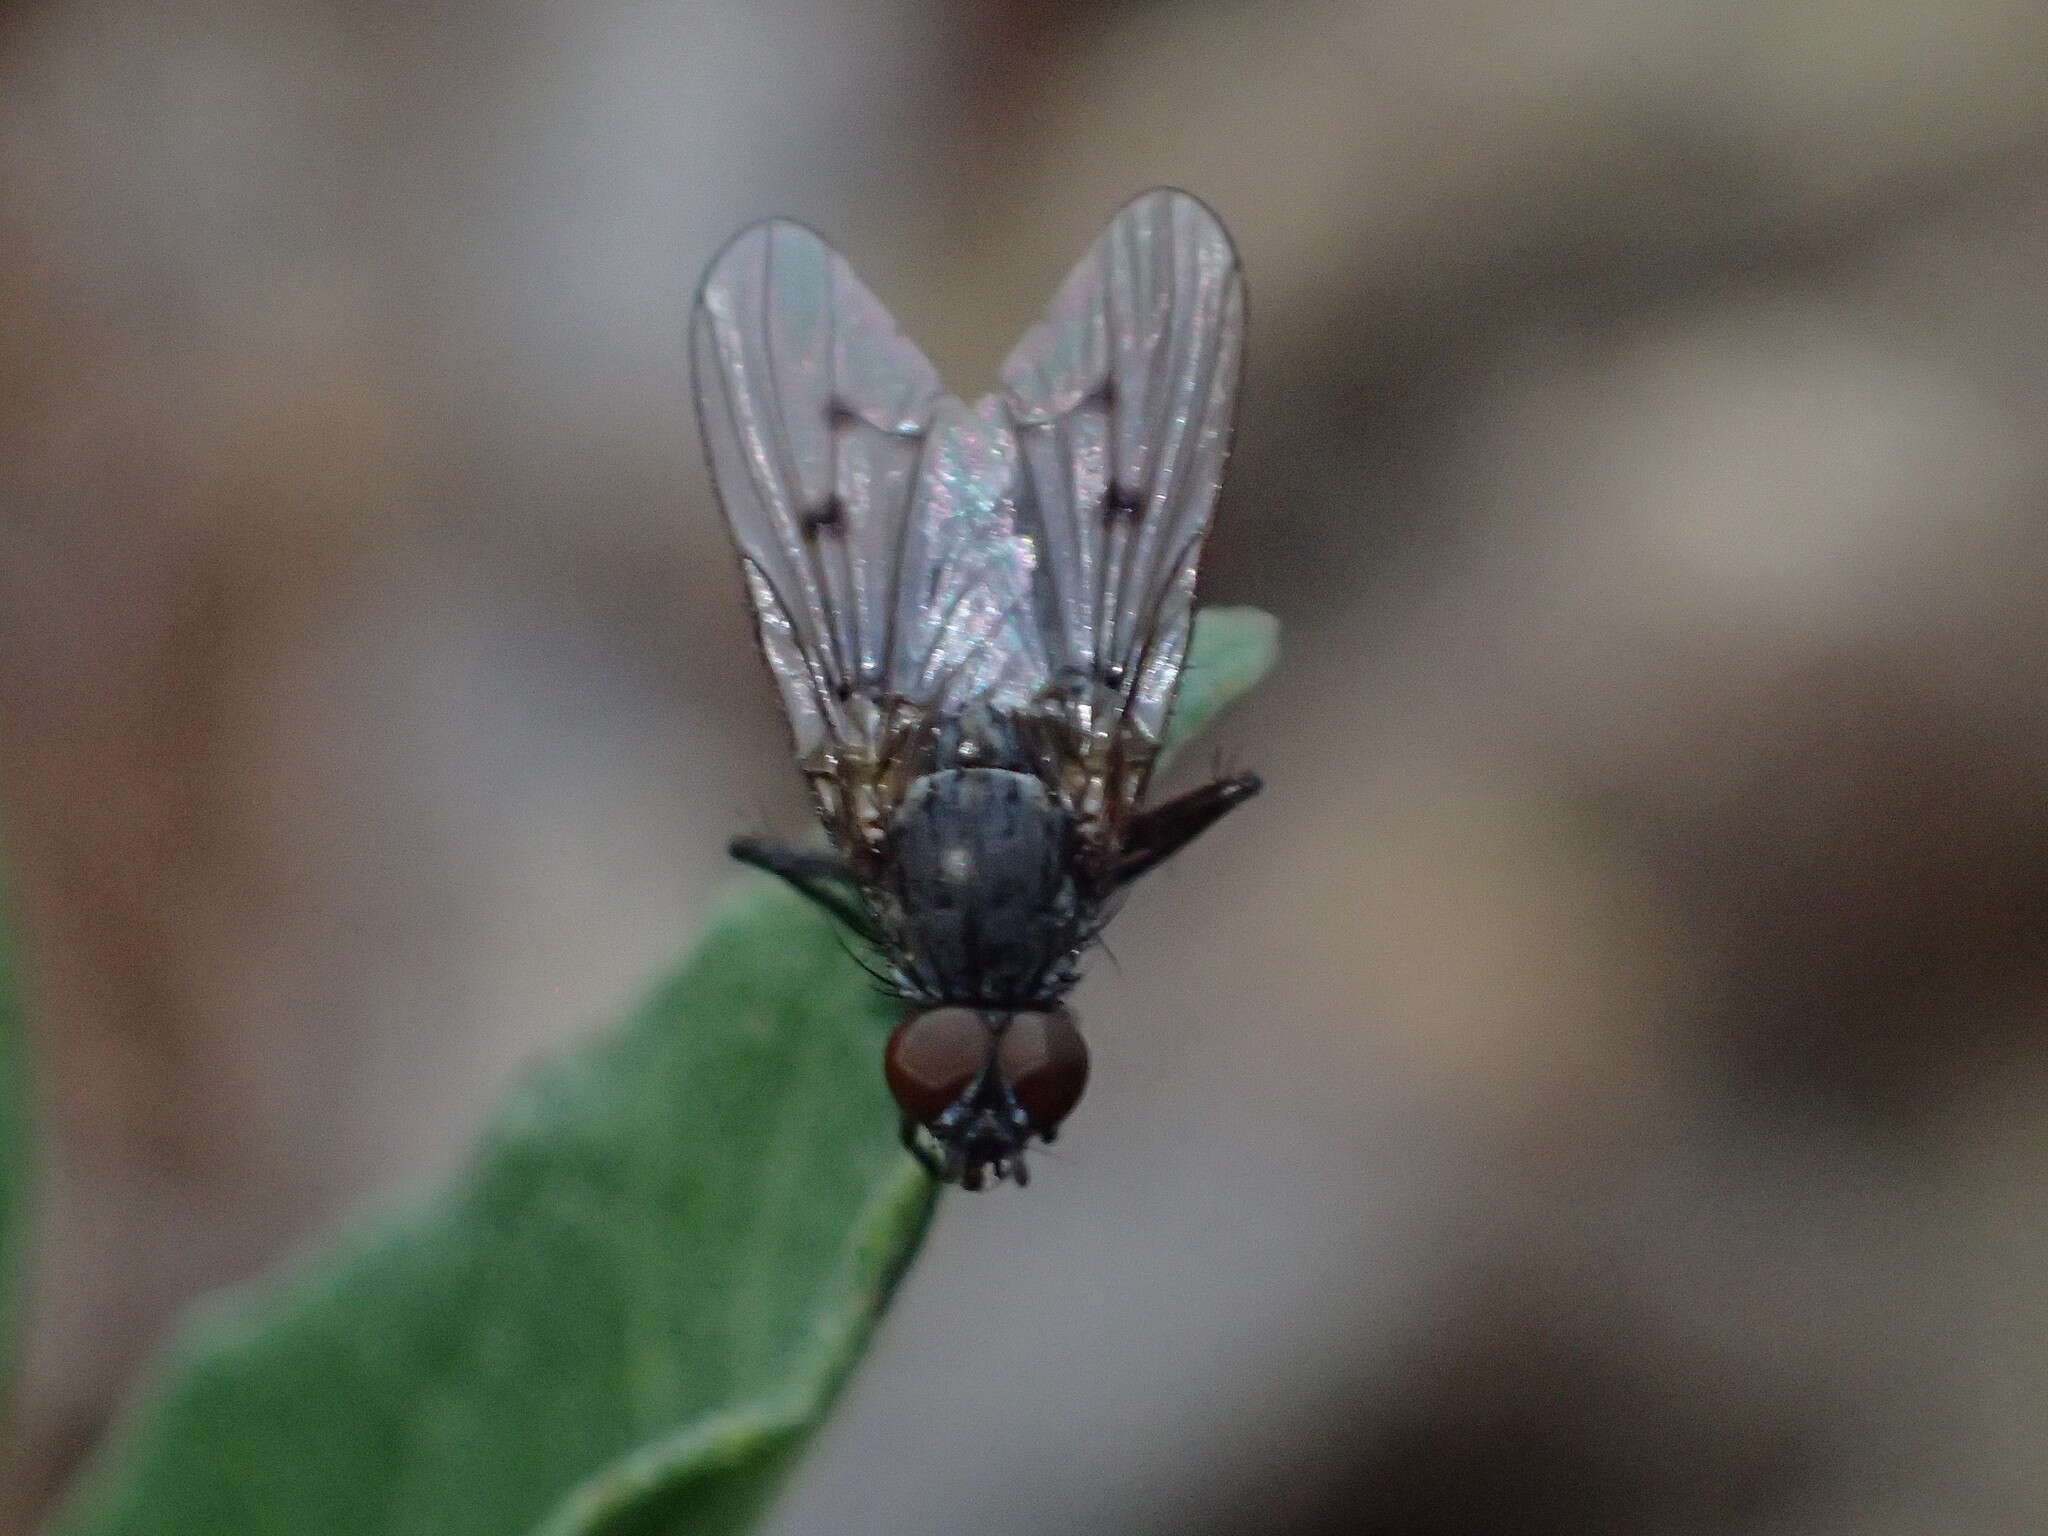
top-left (996, 1007), bottom-right (1089, 1133)
top-left (885, 1008), bottom-right (994, 1126)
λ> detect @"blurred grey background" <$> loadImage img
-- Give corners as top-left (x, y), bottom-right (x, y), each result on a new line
top-left (6, 0), bottom-right (2048, 1530)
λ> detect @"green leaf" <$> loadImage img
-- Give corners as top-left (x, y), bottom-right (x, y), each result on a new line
top-left (52, 606), bottom-right (1277, 1536)
top-left (0, 848), bottom-right (29, 1396)
top-left (1160, 606), bottom-right (1279, 769)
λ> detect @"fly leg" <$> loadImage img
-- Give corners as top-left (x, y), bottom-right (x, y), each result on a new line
top-left (729, 836), bottom-right (876, 940)
top-left (898, 1117), bottom-right (945, 1180)
top-left (1110, 772), bottom-right (1262, 888)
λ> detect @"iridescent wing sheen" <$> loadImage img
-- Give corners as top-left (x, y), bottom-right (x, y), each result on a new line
top-left (691, 217), bottom-right (943, 759)
top-left (999, 188), bottom-right (1245, 760)
top-left (889, 394), bottom-right (1050, 718)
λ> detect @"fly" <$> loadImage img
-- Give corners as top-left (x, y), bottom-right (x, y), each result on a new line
top-left (691, 188), bottom-right (1260, 1190)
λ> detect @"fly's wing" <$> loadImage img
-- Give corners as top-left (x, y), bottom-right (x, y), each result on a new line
top-left (999, 188), bottom-right (1245, 814)
top-left (888, 393), bottom-right (1051, 719)
top-left (694, 217), bottom-right (1056, 861)
top-left (691, 218), bottom-right (942, 761)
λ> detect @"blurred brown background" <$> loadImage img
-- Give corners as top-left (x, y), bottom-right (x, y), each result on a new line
top-left (6, 0), bottom-right (2048, 1530)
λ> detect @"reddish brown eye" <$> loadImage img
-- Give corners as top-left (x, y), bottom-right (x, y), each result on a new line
top-left (885, 1008), bottom-right (994, 1126)
top-left (996, 1007), bottom-right (1089, 1133)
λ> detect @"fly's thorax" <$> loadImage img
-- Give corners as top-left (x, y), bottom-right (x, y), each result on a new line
top-left (931, 703), bottom-right (1035, 773)
top-left (882, 768), bottom-right (1087, 1004)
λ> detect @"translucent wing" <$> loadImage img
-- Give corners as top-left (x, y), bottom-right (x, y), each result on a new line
top-left (694, 193), bottom-right (1241, 861)
top-left (1000, 188), bottom-right (1244, 753)
top-left (691, 218), bottom-right (942, 758)
top-left (889, 394), bottom-right (1050, 717)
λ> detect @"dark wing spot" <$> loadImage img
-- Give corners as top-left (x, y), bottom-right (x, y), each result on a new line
top-left (826, 398), bottom-right (859, 431)
top-left (1102, 483), bottom-right (1143, 524)
top-left (1099, 664), bottom-right (1126, 688)
top-left (1094, 376), bottom-right (1118, 411)
top-left (801, 495), bottom-right (847, 542)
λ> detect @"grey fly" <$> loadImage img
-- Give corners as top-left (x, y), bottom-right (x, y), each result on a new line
top-left (691, 188), bottom-right (1260, 1189)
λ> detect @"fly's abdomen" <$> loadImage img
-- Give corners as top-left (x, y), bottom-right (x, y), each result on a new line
top-left (886, 769), bottom-right (1080, 1004)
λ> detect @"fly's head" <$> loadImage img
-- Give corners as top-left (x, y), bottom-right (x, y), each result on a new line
top-left (884, 1004), bottom-right (1089, 1190)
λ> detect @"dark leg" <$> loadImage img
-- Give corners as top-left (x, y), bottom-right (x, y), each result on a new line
top-left (730, 835), bottom-right (876, 940)
top-left (1112, 772), bottom-right (1262, 888)
top-left (899, 1117), bottom-right (944, 1180)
